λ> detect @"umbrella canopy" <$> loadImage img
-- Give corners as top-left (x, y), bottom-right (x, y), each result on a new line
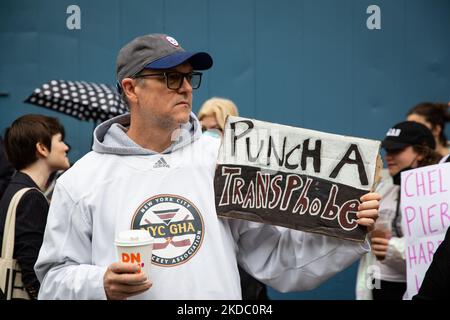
top-left (24, 80), bottom-right (128, 122)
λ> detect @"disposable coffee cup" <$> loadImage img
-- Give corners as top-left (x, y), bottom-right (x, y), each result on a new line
top-left (371, 214), bottom-right (392, 261)
top-left (372, 214), bottom-right (392, 239)
top-left (115, 230), bottom-right (154, 278)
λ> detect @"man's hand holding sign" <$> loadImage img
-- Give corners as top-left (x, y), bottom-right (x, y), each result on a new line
top-left (214, 116), bottom-right (381, 242)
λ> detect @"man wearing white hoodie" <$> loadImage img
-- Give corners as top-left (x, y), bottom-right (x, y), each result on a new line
top-left (35, 34), bottom-right (380, 300)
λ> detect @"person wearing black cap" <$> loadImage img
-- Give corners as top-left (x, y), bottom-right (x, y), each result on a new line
top-left (356, 121), bottom-right (440, 300)
top-left (35, 34), bottom-right (381, 300)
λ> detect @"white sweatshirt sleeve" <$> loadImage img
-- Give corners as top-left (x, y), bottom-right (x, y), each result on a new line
top-left (230, 221), bottom-right (370, 292)
top-left (34, 182), bottom-right (108, 300)
top-left (384, 237), bottom-right (406, 271)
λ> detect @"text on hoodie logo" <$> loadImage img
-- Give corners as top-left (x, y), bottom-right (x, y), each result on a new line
top-left (131, 194), bottom-right (204, 267)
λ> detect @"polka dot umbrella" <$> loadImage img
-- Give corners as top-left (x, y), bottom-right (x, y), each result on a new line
top-left (24, 80), bottom-right (128, 123)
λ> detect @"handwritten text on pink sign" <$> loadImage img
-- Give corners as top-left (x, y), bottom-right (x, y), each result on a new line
top-left (402, 168), bottom-right (449, 238)
top-left (401, 164), bottom-right (450, 297)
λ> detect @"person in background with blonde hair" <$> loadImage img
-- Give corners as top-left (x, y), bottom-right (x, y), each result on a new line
top-left (197, 97), bottom-right (268, 300)
top-left (198, 97), bottom-right (238, 137)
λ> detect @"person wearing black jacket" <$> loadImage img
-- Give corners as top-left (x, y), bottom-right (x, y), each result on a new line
top-left (0, 114), bottom-right (70, 299)
top-left (413, 227), bottom-right (450, 300)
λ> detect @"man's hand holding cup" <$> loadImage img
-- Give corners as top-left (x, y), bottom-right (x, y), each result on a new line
top-left (104, 230), bottom-right (154, 300)
top-left (103, 262), bottom-right (152, 300)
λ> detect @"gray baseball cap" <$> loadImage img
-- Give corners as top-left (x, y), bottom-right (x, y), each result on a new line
top-left (116, 34), bottom-right (213, 88)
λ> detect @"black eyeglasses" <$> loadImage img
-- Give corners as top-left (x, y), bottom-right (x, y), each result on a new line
top-left (133, 71), bottom-right (203, 90)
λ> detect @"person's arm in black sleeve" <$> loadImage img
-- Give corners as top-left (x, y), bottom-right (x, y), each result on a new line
top-left (413, 228), bottom-right (450, 300)
top-left (14, 190), bottom-right (49, 299)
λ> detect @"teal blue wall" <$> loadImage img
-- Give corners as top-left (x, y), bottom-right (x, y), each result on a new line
top-left (1, 0), bottom-right (449, 299)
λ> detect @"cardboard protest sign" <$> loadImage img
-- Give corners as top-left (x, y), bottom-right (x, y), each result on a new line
top-left (401, 162), bottom-right (450, 298)
top-left (214, 116), bottom-right (381, 242)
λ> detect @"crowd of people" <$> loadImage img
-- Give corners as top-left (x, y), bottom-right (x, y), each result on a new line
top-left (0, 33), bottom-right (449, 300)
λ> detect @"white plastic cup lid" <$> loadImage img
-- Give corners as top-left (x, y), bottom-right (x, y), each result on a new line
top-left (115, 229), bottom-right (154, 247)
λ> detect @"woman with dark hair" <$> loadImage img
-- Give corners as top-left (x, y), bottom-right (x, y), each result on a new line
top-left (0, 114), bottom-right (70, 299)
top-left (407, 102), bottom-right (450, 160)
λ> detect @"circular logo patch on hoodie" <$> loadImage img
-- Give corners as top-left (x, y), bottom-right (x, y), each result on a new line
top-left (131, 194), bottom-right (204, 267)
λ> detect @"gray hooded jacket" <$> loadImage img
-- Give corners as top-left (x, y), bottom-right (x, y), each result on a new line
top-left (92, 112), bottom-right (203, 155)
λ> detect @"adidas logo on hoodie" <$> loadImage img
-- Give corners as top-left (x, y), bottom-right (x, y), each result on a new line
top-left (153, 157), bottom-right (170, 168)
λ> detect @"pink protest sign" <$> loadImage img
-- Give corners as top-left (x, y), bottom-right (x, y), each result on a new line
top-left (401, 162), bottom-right (450, 298)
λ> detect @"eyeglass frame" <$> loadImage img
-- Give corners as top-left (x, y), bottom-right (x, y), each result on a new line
top-left (132, 71), bottom-right (203, 90)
